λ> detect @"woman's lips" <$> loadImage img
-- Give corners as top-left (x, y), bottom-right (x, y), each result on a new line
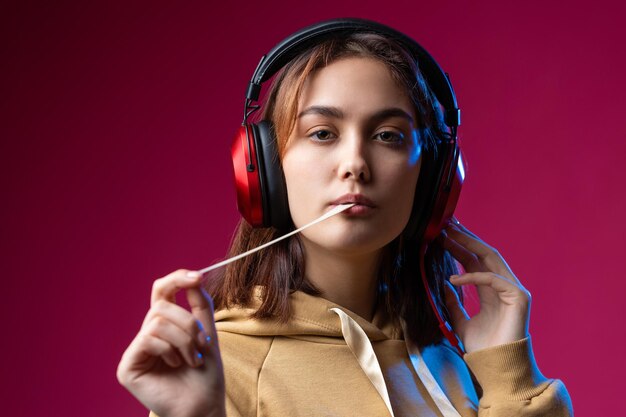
top-left (330, 194), bottom-right (376, 216)
top-left (339, 204), bottom-right (375, 216)
top-left (331, 193), bottom-right (376, 207)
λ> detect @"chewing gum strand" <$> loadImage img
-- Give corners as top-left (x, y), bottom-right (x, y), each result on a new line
top-left (199, 203), bottom-right (355, 275)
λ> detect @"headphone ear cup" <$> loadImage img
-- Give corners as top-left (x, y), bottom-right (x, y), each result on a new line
top-left (405, 141), bottom-right (464, 243)
top-left (255, 120), bottom-right (292, 231)
top-left (231, 123), bottom-right (266, 227)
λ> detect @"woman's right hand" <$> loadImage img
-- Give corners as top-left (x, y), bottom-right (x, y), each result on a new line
top-left (117, 270), bottom-right (226, 417)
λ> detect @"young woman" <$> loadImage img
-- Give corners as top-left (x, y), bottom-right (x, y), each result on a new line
top-left (117, 19), bottom-right (573, 417)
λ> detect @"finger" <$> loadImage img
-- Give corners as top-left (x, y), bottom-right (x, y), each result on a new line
top-left (187, 286), bottom-right (219, 353)
top-left (439, 230), bottom-right (483, 273)
top-left (144, 315), bottom-right (204, 367)
top-left (450, 216), bottom-right (480, 240)
top-left (150, 269), bottom-right (202, 306)
top-left (450, 272), bottom-right (529, 307)
top-left (142, 300), bottom-right (207, 352)
top-left (136, 334), bottom-right (183, 368)
top-left (443, 281), bottom-right (470, 326)
top-left (445, 224), bottom-right (497, 259)
top-left (445, 226), bottom-right (517, 282)
top-left (119, 333), bottom-right (182, 382)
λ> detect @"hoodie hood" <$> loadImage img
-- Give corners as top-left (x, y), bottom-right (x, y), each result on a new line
top-left (214, 286), bottom-right (402, 343)
top-left (214, 286), bottom-right (404, 416)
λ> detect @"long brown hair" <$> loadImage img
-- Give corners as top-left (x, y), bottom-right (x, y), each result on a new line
top-left (207, 33), bottom-right (460, 347)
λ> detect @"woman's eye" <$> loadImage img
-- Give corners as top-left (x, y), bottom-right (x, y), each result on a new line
top-left (375, 131), bottom-right (404, 144)
top-left (310, 130), bottom-right (335, 141)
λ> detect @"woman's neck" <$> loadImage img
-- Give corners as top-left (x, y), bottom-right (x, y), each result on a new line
top-left (301, 239), bottom-right (381, 322)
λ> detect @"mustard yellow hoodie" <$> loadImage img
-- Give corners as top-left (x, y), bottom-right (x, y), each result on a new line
top-left (210, 287), bottom-right (573, 416)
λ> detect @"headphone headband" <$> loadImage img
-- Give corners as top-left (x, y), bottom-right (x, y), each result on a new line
top-left (246, 18), bottom-right (460, 127)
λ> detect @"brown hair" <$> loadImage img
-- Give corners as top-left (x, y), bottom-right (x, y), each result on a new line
top-left (207, 33), bottom-right (459, 347)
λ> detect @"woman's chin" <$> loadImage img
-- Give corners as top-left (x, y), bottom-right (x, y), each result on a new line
top-left (300, 228), bottom-right (394, 257)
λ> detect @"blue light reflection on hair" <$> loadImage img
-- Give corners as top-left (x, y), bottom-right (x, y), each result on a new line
top-left (457, 151), bottom-right (465, 181)
top-left (409, 129), bottom-right (421, 166)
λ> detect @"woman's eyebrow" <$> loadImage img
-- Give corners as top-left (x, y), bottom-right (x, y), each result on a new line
top-left (297, 105), bottom-right (414, 123)
top-left (298, 106), bottom-right (344, 119)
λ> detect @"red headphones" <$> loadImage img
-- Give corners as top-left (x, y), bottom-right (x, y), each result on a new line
top-left (230, 18), bottom-right (467, 354)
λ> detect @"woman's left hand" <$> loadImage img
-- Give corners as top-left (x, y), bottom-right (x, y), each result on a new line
top-left (439, 218), bottom-right (531, 353)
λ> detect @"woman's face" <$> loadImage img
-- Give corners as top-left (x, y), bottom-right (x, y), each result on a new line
top-left (281, 57), bottom-right (422, 256)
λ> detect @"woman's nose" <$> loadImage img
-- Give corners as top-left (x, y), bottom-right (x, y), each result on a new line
top-left (336, 136), bottom-right (371, 183)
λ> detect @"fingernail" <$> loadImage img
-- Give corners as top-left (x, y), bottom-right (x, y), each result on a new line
top-left (450, 275), bottom-right (460, 280)
top-left (197, 331), bottom-right (207, 347)
top-left (186, 271), bottom-right (201, 280)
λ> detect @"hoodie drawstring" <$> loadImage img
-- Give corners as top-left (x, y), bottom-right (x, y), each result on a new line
top-left (401, 320), bottom-right (462, 417)
top-left (330, 308), bottom-right (396, 417)
top-left (331, 308), bottom-right (462, 417)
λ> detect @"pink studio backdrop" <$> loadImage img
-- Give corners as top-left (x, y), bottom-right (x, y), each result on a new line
top-left (2, 1), bottom-right (624, 415)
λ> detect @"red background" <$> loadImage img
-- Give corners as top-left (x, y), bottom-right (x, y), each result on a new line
top-left (2, 1), bottom-right (624, 415)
